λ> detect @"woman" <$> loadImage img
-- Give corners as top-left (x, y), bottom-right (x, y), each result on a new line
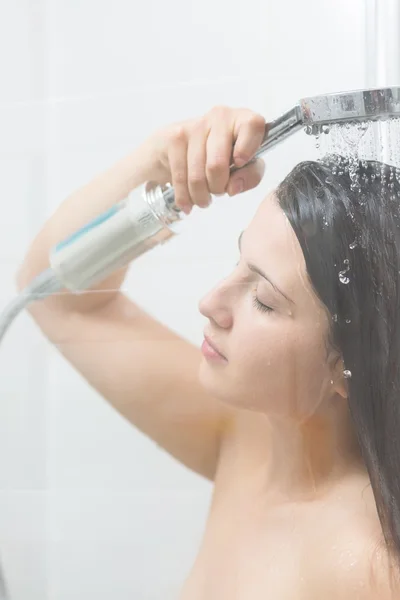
top-left (17, 107), bottom-right (400, 598)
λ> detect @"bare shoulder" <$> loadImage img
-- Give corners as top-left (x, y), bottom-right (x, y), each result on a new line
top-left (310, 475), bottom-right (400, 599)
top-left (321, 532), bottom-right (400, 600)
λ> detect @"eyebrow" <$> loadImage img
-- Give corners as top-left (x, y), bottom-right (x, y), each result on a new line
top-left (237, 231), bottom-right (295, 305)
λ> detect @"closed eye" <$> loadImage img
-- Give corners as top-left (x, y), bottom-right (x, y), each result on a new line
top-left (235, 260), bottom-right (273, 314)
top-left (252, 293), bottom-right (273, 314)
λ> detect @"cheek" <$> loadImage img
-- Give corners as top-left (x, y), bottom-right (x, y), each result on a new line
top-left (278, 322), bottom-right (331, 413)
top-left (231, 322), bottom-right (291, 394)
top-left (232, 320), bottom-right (330, 411)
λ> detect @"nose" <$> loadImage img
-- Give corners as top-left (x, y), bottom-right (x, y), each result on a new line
top-left (198, 277), bottom-right (235, 330)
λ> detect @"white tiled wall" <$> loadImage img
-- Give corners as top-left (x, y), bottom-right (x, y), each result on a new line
top-left (0, 1), bottom-right (365, 598)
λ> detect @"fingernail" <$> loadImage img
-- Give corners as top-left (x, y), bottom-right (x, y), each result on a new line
top-left (199, 197), bottom-right (212, 209)
top-left (234, 157), bottom-right (247, 168)
top-left (181, 204), bottom-right (192, 215)
top-left (229, 178), bottom-right (245, 195)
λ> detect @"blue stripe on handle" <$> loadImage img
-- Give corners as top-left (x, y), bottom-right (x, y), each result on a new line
top-left (54, 205), bottom-right (120, 252)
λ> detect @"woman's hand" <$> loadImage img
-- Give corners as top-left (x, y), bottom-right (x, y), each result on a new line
top-left (148, 106), bottom-right (267, 214)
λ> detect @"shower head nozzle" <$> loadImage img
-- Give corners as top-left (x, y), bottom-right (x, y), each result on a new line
top-left (251, 86), bottom-right (400, 161)
top-left (300, 86), bottom-right (400, 126)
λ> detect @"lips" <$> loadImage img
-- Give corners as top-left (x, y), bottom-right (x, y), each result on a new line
top-left (204, 334), bottom-right (226, 359)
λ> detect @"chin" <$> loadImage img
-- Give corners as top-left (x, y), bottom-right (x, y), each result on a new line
top-left (198, 359), bottom-right (230, 398)
top-left (198, 358), bottom-right (217, 388)
top-left (198, 360), bottom-right (251, 410)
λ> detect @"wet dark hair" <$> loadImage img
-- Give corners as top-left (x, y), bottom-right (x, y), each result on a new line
top-left (276, 155), bottom-right (400, 574)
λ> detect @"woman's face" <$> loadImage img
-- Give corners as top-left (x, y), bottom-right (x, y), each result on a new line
top-left (198, 192), bottom-right (341, 420)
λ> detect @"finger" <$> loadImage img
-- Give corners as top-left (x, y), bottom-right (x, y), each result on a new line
top-left (226, 158), bottom-right (266, 196)
top-left (187, 122), bottom-right (212, 208)
top-left (232, 111), bottom-right (267, 168)
top-left (205, 118), bottom-right (233, 195)
top-left (167, 126), bottom-right (192, 214)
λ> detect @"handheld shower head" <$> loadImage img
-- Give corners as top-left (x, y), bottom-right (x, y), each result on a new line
top-left (299, 87), bottom-right (400, 128)
top-left (162, 86), bottom-right (400, 210)
top-left (259, 86), bottom-right (400, 153)
top-left (2, 85), bottom-right (400, 350)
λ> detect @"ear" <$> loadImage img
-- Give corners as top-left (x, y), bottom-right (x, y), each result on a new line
top-left (330, 353), bottom-right (349, 399)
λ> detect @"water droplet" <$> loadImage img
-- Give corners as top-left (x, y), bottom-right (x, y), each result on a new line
top-left (343, 370), bottom-right (352, 379)
top-left (349, 241), bottom-right (357, 249)
top-left (332, 314), bottom-right (338, 322)
top-left (338, 259), bottom-right (351, 284)
top-left (346, 319), bottom-right (351, 324)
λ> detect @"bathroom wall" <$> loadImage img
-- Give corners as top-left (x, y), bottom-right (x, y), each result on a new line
top-left (0, 1), bottom-right (366, 598)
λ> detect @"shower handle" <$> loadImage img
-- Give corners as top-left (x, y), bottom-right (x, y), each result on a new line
top-left (48, 105), bottom-right (305, 292)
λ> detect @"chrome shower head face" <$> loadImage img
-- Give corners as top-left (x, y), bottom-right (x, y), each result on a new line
top-left (300, 87), bottom-right (400, 175)
top-left (252, 87), bottom-right (400, 160)
top-left (300, 87), bottom-right (400, 128)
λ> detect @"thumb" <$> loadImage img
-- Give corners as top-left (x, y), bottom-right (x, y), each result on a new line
top-left (226, 158), bottom-right (266, 196)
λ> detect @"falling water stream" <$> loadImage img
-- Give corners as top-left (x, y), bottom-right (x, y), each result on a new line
top-left (302, 117), bottom-right (400, 380)
top-left (306, 117), bottom-right (400, 198)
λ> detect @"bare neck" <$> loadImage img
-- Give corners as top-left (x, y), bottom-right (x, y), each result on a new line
top-left (232, 397), bottom-right (367, 503)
